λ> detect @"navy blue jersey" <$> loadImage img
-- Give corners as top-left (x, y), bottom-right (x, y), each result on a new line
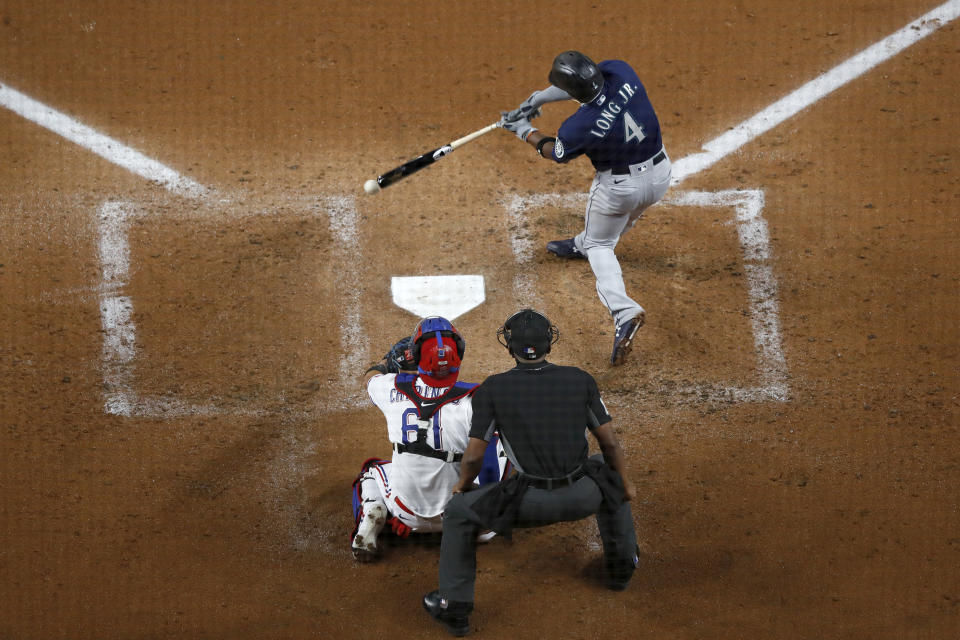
top-left (551, 60), bottom-right (663, 171)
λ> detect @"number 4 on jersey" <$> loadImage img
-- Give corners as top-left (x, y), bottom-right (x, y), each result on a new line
top-left (623, 111), bottom-right (646, 144)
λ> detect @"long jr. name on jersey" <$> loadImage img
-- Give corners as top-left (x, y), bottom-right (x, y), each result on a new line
top-left (589, 82), bottom-right (637, 139)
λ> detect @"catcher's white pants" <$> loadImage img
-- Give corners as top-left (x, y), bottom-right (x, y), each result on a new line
top-left (359, 461), bottom-right (444, 533)
top-left (574, 155), bottom-right (672, 326)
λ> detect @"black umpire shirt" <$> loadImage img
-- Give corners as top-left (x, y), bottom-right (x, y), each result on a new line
top-left (469, 361), bottom-right (612, 478)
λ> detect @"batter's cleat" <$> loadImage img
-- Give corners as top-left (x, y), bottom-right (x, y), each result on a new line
top-left (352, 502), bottom-right (387, 562)
top-left (423, 590), bottom-right (472, 637)
top-left (546, 237), bottom-right (586, 259)
top-left (610, 312), bottom-right (645, 365)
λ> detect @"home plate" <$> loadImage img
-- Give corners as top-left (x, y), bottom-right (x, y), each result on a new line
top-left (391, 275), bottom-right (485, 320)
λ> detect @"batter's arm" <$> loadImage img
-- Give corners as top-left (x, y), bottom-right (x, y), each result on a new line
top-left (452, 437), bottom-right (489, 494)
top-left (503, 85), bottom-right (574, 122)
top-left (592, 423), bottom-right (637, 501)
top-left (524, 130), bottom-right (556, 160)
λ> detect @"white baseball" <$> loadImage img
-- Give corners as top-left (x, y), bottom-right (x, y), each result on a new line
top-left (363, 179), bottom-right (380, 195)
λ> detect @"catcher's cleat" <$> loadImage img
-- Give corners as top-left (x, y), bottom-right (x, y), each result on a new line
top-left (352, 502), bottom-right (387, 562)
top-left (423, 590), bottom-right (472, 637)
top-left (546, 237), bottom-right (586, 259)
top-left (610, 312), bottom-right (645, 365)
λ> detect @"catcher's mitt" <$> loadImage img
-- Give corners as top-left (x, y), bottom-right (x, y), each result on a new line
top-left (385, 336), bottom-right (417, 373)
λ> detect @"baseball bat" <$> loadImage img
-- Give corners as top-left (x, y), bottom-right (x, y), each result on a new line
top-left (364, 121), bottom-right (501, 194)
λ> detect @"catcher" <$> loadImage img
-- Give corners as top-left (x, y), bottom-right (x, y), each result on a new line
top-left (350, 316), bottom-right (507, 561)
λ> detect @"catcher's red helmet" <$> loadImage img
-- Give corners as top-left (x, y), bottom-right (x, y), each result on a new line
top-left (411, 316), bottom-right (465, 387)
top-left (417, 335), bottom-right (462, 387)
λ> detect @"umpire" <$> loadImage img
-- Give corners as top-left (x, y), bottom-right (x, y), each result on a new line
top-left (422, 309), bottom-right (639, 637)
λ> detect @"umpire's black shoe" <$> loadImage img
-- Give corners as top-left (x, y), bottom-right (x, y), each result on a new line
top-left (422, 590), bottom-right (472, 637)
top-left (546, 237), bottom-right (586, 259)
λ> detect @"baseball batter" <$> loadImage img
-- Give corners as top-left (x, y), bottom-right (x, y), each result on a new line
top-left (501, 51), bottom-right (672, 365)
top-left (351, 317), bottom-right (506, 562)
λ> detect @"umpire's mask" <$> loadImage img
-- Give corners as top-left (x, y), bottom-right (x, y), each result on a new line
top-left (497, 309), bottom-right (559, 360)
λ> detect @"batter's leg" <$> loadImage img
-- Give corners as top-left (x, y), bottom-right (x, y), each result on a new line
top-left (586, 247), bottom-right (644, 326)
top-left (620, 159), bottom-right (672, 238)
top-left (577, 175), bottom-right (644, 325)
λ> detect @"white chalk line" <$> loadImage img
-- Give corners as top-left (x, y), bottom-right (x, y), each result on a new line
top-left (0, 82), bottom-right (210, 200)
top-left (671, 0), bottom-right (960, 184)
top-left (320, 195), bottom-right (368, 411)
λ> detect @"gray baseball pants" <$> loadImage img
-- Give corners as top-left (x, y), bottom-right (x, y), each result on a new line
top-left (437, 456), bottom-right (638, 603)
top-left (574, 156), bottom-right (672, 327)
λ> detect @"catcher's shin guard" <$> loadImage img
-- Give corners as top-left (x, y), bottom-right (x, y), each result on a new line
top-left (350, 458), bottom-right (389, 562)
top-left (352, 499), bottom-right (387, 562)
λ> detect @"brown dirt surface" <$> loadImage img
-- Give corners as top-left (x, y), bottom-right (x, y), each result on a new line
top-left (1, 2), bottom-right (957, 639)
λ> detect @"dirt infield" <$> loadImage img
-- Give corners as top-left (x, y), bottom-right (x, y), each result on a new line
top-left (1, 2), bottom-right (957, 639)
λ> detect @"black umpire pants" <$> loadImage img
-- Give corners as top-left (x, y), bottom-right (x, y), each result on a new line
top-left (438, 455), bottom-right (638, 603)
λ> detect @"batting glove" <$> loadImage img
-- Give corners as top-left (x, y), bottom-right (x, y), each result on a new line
top-left (500, 114), bottom-right (536, 141)
top-left (503, 91), bottom-right (544, 122)
top-left (503, 86), bottom-right (572, 122)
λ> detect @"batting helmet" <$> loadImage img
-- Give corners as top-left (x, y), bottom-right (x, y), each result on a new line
top-left (497, 308), bottom-right (559, 361)
top-left (548, 51), bottom-right (604, 103)
top-left (411, 316), bottom-right (466, 387)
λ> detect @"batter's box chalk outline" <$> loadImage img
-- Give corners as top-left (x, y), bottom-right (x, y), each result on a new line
top-left (96, 198), bottom-right (369, 418)
top-left (504, 189), bottom-right (789, 404)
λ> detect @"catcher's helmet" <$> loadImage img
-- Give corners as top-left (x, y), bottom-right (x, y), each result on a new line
top-left (411, 316), bottom-right (466, 387)
top-left (549, 51), bottom-right (604, 103)
top-left (497, 308), bottom-right (559, 361)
